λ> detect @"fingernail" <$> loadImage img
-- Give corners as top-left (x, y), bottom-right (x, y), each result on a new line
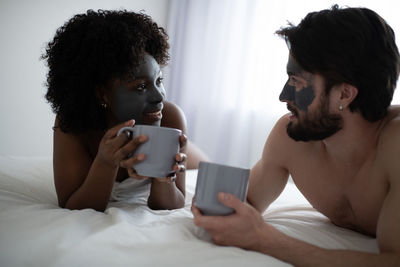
top-left (219, 192), bottom-right (228, 200)
top-left (125, 119), bottom-right (135, 125)
top-left (137, 154), bottom-right (145, 160)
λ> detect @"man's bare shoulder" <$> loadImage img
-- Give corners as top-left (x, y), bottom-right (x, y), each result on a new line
top-left (379, 106), bottom-right (400, 146)
top-left (377, 105), bottom-right (400, 183)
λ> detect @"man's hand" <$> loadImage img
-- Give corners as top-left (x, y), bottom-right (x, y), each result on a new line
top-left (192, 192), bottom-right (273, 250)
top-left (192, 193), bottom-right (400, 267)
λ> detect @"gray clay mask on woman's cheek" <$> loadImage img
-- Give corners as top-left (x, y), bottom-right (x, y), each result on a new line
top-left (279, 56), bottom-right (316, 111)
top-left (112, 85), bottom-right (147, 123)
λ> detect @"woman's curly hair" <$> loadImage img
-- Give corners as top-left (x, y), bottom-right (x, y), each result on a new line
top-left (42, 9), bottom-right (170, 133)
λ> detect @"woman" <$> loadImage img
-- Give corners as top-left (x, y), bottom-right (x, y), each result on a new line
top-left (42, 9), bottom-right (206, 212)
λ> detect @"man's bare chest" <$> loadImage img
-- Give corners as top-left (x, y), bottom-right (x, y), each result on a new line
top-left (289, 157), bottom-right (388, 236)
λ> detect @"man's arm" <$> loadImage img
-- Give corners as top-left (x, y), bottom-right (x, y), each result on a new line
top-left (193, 192), bottom-right (400, 267)
top-left (192, 114), bottom-right (400, 266)
top-left (256, 166), bottom-right (400, 267)
top-left (247, 115), bottom-right (291, 212)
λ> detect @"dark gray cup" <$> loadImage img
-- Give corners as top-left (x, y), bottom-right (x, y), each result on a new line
top-left (117, 125), bottom-right (181, 178)
top-left (194, 161), bottom-right (250, 216)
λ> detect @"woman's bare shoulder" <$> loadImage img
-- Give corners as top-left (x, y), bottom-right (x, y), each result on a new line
top-left (161, 101), bottom-right (187, 133)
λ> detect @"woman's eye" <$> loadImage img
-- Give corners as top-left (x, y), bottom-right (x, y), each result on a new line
top-left (136, 83), bottom-right (147, 91)
top-left (156, 77), bottom-right (164, 86)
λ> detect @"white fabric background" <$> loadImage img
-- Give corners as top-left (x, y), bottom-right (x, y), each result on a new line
top-left (0, 156), bottom-right (378, 267)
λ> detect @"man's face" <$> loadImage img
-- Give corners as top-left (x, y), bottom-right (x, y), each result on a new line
top-left (107, 54), bottom-right (165, 126)
top-left (280, 55), bottom-right (342, 141)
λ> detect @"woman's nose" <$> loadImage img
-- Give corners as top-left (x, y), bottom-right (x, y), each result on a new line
top-left (148, 84), bottom-right (165, 103)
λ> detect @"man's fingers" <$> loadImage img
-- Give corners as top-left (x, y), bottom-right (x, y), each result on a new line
top-left (217, 193), bottom-right (244, 213)
top-left (191, 204), bottom-right (225, 230)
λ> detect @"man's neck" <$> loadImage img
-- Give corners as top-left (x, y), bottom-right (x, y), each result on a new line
top-left (321, 112), bottom-right (384, 168)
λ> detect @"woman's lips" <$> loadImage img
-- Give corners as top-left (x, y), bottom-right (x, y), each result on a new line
top-left (142, 110), bottom-right (162, 122)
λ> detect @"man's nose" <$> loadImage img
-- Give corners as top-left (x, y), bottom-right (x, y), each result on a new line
top-left (279, 81), bottom-right (295, 102)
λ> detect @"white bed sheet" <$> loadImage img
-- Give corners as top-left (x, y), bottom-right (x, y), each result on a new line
top-left (0, 156), bottom-right (378, 267)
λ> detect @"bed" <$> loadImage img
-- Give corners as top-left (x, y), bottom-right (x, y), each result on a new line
top-left (0, 156), bottom-right (378, 267)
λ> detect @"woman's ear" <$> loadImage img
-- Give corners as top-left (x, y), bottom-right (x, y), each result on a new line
top-left (95, 86), bottom-right (110, 108)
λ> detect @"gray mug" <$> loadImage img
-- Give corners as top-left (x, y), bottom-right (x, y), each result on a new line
top-left (194, 161), bottom-right (250, 216)
top-left (117, 125), bottom-right (181, 178)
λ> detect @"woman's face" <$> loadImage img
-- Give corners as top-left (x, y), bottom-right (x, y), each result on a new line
top-left (105, 54), bottom-right (166, 126)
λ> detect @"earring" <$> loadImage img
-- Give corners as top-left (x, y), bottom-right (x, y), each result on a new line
top-left (339, 105), bottom-right (343, 111)
top-left (101, 102), bottom-right (107, 109)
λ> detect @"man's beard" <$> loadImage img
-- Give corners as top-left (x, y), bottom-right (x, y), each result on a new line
top-left (287, 97), bottom-right (343, 142)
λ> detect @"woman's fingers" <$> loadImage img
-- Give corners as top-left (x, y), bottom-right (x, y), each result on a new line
top-left (173, 163), bottom-right (186, 173)
top-left (119, 153), bottom-right (146, 169)
top-left (175, 153), bottom-right (187, 163)
top-left (114, 134), bottom-right (148, 160)
top-left (152, 174), bottom-right (177, 184)
top-left (127, 167), bottom-right (148, 179)
top-left (179, 133), bottom-right (187, 148)
top-left (104, 119), bottom-right (135, 139)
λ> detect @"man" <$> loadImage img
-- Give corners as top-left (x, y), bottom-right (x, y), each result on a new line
top-left (192, 5), bottom-right (400, 266)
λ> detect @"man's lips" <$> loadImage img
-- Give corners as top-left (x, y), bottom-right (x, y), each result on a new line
top-left (287, 104), bottom-right (298, 119)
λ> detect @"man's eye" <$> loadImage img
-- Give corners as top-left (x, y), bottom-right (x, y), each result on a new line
top-left (156, 77), bottom-right (164, 86)
top-left (289, 76), bottom-right (298, 85)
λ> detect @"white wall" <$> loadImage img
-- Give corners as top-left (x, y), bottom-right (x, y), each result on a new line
top-left (0, 0), bottom-right (170, 157)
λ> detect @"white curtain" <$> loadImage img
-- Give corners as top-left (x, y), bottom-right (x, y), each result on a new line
top-left (164, 0), bottom-right (400, 168)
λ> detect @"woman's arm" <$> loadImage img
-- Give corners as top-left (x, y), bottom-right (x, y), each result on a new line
top-left (53, 117), bottom-right (140, 211)
top-left (146, 101), bottom-right (187, 209)
top-left (186, 141), bottom-right (209, 169)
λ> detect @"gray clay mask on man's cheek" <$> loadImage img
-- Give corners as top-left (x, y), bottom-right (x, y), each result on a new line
top-left (294, 86), bottom-right (315, 111)
top-left (279, 56), bottom-right (316, 111)
top-left (280, 81), bottom-right (315, 112)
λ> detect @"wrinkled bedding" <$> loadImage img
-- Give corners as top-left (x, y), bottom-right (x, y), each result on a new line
top-left (0, 156), bottom-right (378, 267)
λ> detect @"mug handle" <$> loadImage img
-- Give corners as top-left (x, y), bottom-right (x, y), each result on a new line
top-left (117, 126), bottom-right (136, 139)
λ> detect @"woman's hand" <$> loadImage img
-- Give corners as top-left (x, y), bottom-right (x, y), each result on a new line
top-left (96, 120), bottom-right (147, 171)
top-left (148, 133), bottom-right (188, 183)
top-left (152, 150), bottom-right (187, 184)
top-left (119, 131), bottom-right (188, 182)
top-left (164, 133), bottom-right (188, 183)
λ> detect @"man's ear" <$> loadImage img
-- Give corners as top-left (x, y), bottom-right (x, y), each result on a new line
top-left (339, 83), bottom-right (358, 107)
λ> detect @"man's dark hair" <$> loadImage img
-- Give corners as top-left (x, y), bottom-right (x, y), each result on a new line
top-left (42, 9), bottom-right (170, 133)
top-left (276, 5), bottom-right (400, 122)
